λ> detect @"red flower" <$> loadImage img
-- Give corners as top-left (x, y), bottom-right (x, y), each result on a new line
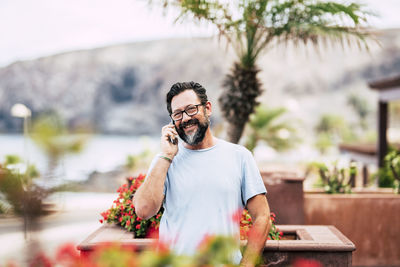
top-left (30, 252), bottom-right (53, 267)
top-left (146, 227), bottom-right (159, 238)
top-left (99, 219), bottom-right (103, 224)
top-left (55, 243), bottom-right (80, 263)
top-left (99, 174), bottom-right (163, 238)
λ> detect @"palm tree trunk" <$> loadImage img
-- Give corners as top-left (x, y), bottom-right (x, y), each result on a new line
top-left (226, 120), bottom-right (247, 144)
top-left (219, 62), bottom-right (262, 144)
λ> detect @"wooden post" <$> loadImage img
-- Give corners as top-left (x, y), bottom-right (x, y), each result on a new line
top-left (362, 165), bottom-right (368, 187)
top-left (378, 101), bottom-right (388, 168)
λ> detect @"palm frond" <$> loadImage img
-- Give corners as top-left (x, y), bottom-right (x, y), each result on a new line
top-left (249, 106), bottom-right (287, 129)
top-left (156, 0), bottom-right (373, 66)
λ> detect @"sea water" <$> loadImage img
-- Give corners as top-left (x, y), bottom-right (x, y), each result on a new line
top-left (0, 134), bottom-right (159, 181)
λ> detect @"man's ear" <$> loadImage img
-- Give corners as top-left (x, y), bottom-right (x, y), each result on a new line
top-left (205, 101), bottom-right (212, 116)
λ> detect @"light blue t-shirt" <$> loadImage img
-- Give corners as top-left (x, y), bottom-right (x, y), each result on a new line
top-left (147, 138), bottom-right (266, 263)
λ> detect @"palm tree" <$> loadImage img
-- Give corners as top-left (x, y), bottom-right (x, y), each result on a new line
top-left (156, 0), bottom-right (372, 143)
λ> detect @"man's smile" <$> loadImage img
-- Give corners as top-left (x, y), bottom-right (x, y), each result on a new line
top-left (184, 124), bottom-right (197, 132)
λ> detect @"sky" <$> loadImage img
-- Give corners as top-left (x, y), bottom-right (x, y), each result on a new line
top-left (0, 0), bottom-right (399, 67)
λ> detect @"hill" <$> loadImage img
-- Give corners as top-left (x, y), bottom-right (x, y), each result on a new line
top-left (1, 29), bottom-right (399, 136)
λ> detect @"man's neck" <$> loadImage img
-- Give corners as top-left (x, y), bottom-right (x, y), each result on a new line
top-left (183, 129), bottom-right (216, 150)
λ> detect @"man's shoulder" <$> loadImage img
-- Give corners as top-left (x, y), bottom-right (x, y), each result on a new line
top-left (217, 138), bottom-right (251, 155)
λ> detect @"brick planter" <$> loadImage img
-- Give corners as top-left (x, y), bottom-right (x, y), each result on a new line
top-left (77, 224), bottom-right (355, 266)
top-left (261, 171), bottom-right (305, 224)
top-left (304, 192), bottom-right (400, 266)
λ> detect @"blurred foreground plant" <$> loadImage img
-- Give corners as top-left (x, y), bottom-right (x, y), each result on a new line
top-left (0, 156), bottom-right (52, 241)
top-left (308, 161), bottom-right (356, 194)
top-left (7, 239), bottom-right (325, 267)
top-left (7, 236), bottom-right (243, 267)
top-left (0, 156), bottom-right (45, 217)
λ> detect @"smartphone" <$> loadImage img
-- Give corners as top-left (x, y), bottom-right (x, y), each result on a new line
top-left (169, 120), bottom-right (178, 145)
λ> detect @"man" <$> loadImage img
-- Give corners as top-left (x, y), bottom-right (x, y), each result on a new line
top-left (134, 81), bottom-right (270, 266)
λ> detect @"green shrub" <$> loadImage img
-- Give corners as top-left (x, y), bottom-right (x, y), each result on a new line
top-left (308, 161), bottom-right (356, 194)
top-left (377, 150), bottom-right (400, 193)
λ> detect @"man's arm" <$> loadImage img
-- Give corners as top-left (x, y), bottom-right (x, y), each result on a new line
top-left (133, 124), bottom-right (178, 219)
top-left (240, 194), bottom-right (271, 267)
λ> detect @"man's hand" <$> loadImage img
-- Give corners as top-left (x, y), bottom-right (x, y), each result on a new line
top-left (161, 124), bottom-right (178, 159)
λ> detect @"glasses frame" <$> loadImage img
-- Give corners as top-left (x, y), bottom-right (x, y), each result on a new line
top-left (170, 103), bottom-right (204, 122)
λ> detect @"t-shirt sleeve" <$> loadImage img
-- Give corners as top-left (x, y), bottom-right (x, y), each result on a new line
top-left (146, 154), bottom-right (168, 196)
top-left (240, 148), bottom-right (267, 207)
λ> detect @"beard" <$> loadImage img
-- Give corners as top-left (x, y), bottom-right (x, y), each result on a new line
top-left (176, 115), bottom-right (209, 146)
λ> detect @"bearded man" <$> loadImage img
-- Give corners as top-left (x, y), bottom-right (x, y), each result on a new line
top-left (134, 81), bottom-right (271, 267)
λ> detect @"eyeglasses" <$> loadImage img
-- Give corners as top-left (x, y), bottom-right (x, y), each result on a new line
top-left (170, 104), bottom-right (203, 121)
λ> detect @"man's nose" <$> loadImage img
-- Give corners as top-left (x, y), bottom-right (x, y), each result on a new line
top-left (181, 111), bottom-right (191, 122)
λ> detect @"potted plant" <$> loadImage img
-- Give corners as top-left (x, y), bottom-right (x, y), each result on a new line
top-left (304, 160), bottom-right (400, 266)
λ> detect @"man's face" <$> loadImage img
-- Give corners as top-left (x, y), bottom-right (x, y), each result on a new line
top-left (170, 90), bottom-right (210, 146)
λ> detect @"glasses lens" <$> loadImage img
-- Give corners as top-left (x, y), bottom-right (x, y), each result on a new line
top-left (186, 105), bottom-right (198, 116)
top-left (171, 112), bottom-right (182, 121)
